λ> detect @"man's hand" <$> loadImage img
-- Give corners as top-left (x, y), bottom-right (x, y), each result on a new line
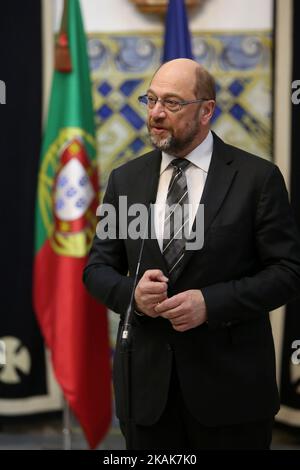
top-left (154, 289), bottom-right (207, 332)
top-left (135, 269), bottom-right (169, 317)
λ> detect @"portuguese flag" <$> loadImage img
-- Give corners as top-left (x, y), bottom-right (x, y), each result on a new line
top-left (34, 0), bottom-right (111, 448)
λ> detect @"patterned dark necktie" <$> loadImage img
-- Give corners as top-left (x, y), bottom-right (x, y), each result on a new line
top-left (163, 158), bottom-right (191, 282)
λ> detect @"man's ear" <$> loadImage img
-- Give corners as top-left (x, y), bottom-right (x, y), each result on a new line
top-left (200, 101), bottom-right (215, 123)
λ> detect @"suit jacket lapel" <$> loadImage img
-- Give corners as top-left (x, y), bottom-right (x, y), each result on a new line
top-left (173, 133), bottom-right (238, 282)
top-left (200, 133), bottom-right (237, 235)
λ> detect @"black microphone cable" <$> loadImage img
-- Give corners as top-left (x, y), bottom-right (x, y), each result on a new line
top-left (121, 200), bottom-right (154, 346)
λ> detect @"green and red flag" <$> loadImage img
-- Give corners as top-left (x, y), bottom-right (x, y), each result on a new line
top-left (34, 0), bottom-right (111, 449)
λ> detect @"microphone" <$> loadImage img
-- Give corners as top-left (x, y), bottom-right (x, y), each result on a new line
top-left (121, 199), bottom-right (154, 347)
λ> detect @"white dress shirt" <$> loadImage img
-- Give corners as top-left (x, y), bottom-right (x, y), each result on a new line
top-left (154, 130), bottom-right (213, 251)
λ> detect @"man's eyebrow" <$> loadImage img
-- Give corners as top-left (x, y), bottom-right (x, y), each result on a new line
top-left (147, 89), bottom-right (183, 100)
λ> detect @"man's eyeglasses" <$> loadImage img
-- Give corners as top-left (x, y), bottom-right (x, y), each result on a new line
top-left (138, 94), bottom-right (210, 113)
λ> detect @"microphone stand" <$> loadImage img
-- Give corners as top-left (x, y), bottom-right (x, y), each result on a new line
top-left (120, 202), bottom-right (152, 450)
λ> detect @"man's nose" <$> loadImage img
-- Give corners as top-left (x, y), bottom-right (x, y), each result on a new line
top-left (150, 100), bottom-right (167, 118)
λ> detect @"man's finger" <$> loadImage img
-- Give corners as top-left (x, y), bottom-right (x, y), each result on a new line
top-left (155, 294), bottom-right (181, 313)
top-left (141, 281), bottom-right (168, 295)
top-left (145, 269), bottom-right (169, 283)
top-left (160, 306), bottom-right (182, 319)
top-left (171, 317), bottom-right (186, 326)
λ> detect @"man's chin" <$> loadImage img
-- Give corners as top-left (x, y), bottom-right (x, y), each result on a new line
top-left (150, 134), bottom-right (172, 151)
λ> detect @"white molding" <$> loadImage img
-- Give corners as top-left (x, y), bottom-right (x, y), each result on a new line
top-left (0, 350), bottom-right (62, 414)
top-left (272, 0), bottom-right (298, 425)
top-left (273, 0), bottom-right (293, 188)
top-left (277, 405), bottom-right (300, 426)
top-left (54, 0), bottom-right (273, 33)
top-left (42, 0), bottom-right (54, 127)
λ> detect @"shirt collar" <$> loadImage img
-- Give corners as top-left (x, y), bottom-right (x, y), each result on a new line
top-left (160, 130), bottom-right (213, 175)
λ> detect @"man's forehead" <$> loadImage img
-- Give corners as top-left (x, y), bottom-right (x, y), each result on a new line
top-left (150, 67), bottom-right (196, 95)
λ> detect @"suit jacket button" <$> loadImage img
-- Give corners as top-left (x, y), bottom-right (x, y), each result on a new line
top-left (166, 344), bottom-right (172, 351)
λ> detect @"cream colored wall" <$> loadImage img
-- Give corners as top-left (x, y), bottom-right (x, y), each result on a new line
top-left (54, 0), bottom-right (273, 32)
top-left (49, 0), bottom-right (300, 424)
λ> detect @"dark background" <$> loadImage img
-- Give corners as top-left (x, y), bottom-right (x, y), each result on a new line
top-left (0, 0), bottom-right (47, 405)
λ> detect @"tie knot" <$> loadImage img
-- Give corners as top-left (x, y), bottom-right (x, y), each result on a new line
top-left (171, 158), bottom-right (191, 172)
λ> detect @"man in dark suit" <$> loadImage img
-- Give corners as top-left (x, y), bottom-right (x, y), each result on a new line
top-left (83, 59), bottom-right (300, 449)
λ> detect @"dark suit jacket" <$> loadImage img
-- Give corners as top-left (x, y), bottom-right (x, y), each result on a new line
top-left (83, 133), bottom-right (300, 427)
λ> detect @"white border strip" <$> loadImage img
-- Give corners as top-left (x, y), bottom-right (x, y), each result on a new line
top-left (277, 405), bottom-right (300, 426)
top-left (273, 0), bottom-right (293, 187)
top-left (42, 0), bottom-right (54, 127)
top-left (271, 0), bottom-right (298, 426)
top-left (0, 350), bottom-right (62, 414)
top-left (271, 0), bottom-right (293, 385)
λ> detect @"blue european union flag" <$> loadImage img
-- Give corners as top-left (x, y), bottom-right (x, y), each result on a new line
top-left (162, 0), bottom-right (193, 62)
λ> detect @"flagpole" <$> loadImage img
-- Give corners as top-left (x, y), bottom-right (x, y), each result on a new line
top-left (35, 0), bottom-right (112, 448)
top-left (62, 399), bottom-right (72, 450)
